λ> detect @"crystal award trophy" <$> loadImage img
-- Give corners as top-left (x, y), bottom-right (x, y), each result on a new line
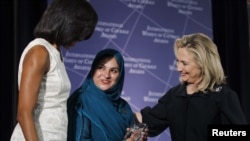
top-left (123, 122), bottom-right (148, 141)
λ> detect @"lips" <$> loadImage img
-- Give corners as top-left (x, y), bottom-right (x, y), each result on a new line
top-left (180, 73), bottom-right (187, 76)
top-left (101, 79), bottom-right (110, 84)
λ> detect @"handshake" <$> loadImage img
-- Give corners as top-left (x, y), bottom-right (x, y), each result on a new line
top-left (124, 122), bottom-right (148, 141)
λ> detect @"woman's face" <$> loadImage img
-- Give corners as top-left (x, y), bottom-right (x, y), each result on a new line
top-left (93, 57), bottom-right (120, 91)
top-left (176, 48), bottom-right (202, 85)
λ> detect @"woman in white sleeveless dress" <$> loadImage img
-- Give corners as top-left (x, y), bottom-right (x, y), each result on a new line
top-left (10, 0), bottom-right (98, 140)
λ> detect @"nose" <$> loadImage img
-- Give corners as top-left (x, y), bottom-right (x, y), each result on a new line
top-left (176, 62), bottom-right (182, 72)
top-left (103, 70), bottom-right (111, 78)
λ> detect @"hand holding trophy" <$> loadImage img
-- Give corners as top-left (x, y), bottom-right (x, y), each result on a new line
top-left (124, 122), bottom-right (148, 141)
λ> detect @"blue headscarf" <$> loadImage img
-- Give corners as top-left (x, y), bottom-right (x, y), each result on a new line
top-left (67, 48), bottom-right (134, 141)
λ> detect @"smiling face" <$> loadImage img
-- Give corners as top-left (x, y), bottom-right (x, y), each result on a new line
top-left (176, 48), bottom-right (202, 85)
top-left (93, 56), bottom-right (120, 91)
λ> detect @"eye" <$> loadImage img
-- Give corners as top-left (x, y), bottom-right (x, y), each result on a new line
top-left (176, 60), bottom-right (187, 66)
top-left (182, 62), bottom-right (187, 66)
top-left (111, 68), bottom-right (119, 73)
top-left (97, 65), bottom-right (105, 70)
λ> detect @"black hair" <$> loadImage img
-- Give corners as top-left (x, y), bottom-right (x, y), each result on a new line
top-left (34, 0), bottom-right (98, 47)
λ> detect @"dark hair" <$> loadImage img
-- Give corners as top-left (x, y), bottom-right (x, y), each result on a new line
top-left (34, 0), bottom-right (98, 47)
top-left (93, 54), bottom-right (114, 68)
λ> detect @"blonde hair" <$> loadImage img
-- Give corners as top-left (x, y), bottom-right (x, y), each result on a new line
top-left (174, 33), bottom-right (226, 93)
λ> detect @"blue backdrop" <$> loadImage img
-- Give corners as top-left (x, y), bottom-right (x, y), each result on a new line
top-left (49, 0), bottom-right (213, 140)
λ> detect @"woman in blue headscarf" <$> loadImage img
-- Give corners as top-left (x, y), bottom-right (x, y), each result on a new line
top-left (67, 48), bottom-right (145, 141)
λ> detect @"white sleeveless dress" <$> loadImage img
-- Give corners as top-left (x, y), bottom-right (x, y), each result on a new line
top-left (10, 38), bottom-right (71, 141)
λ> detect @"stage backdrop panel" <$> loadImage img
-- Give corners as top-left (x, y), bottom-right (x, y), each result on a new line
top-left (49, 0), bottom-right (212, 140)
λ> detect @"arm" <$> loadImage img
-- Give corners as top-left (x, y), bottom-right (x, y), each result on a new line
top-left (134, 105), bottom-right (168, 138)
top-left (17, 45), bottom-right (49, 141)
top-left (134, 112), bottom-right (142, 123)
top-left (139, 90), bottom-right (172, 137)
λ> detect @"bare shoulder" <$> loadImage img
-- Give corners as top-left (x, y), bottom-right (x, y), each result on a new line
top-left (27, 45), bottom-right (49, 57)
top-left (23, 45), bottom-right (50, 73)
